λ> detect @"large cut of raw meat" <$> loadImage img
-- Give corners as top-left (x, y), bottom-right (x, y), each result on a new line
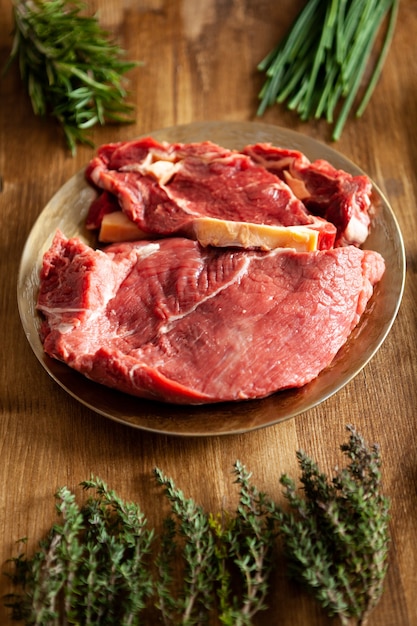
top-left (37, 231), bottom-right (385, 405)
top-left (242, 143), bottom-right (372, 247)
top-left (85, 137), bottom-right (337, 250)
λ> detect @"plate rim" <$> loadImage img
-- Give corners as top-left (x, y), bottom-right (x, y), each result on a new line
top-left (17, 120), bottom-right (406, 436)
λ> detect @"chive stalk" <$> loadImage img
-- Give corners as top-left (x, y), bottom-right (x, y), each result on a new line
top-left (257, 0), bottom-right (399, 140)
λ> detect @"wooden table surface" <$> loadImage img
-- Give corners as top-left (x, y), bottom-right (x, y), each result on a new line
top-left (1, 1), bottom-right (416, 624)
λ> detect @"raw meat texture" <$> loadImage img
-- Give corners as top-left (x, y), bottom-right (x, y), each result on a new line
top-left (37, 231), bottom-right (385, 405)
top-left (85, 137), bottom-right (336, 250)
top-left (85, 190), bottom-right (120, 230)
top-left (242, 143), bottom-right (372, 247)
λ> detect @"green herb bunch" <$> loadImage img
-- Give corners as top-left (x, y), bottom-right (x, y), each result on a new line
top-left (257, 0), bottom-right (399, 140)
top-left (4, 0), bottom-right (138, 154)
top-left (211, 461), bottom-right (276, 626)
top-left (273, 425), bottom-right (390, 626)
top-left (153, 464), bottom-right (275, 626)
top-left (4, 468), bottom-right (276, 625)
top-left (153, 467), bottom-right (218, 625)
top-left (5, 478), bottom-right (154, 625)
top-left (4, 427), bottom-right (390, 625)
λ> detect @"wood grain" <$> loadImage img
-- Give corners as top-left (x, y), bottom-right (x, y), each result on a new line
top-left (0, 1), bottom-right (416, 624)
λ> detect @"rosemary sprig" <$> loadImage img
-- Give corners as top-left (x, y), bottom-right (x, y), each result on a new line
top-left (4, 0), bottom-right (139, 154)
top-left (257, 0), bottom-right (399, 140)
top-left (273, 425), bottom-right (390, 626)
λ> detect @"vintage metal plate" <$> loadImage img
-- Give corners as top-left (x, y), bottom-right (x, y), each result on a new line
top-left (17, 121), bottom-right (406, 436)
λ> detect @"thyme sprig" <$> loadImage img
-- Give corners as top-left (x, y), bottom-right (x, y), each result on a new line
top-left (210, 461), bottom-right (276, 626)
top-left (153, 467), bottom-right (218, 625)
top-left (4, 0), bottom-right (138, 154)
top-left (78, 477), bottom-right (154, 625)
top-left (257, 0), bottom-right (399, 140)
top-left (4, 478), bottom-right (154, 625)
top-left (273, 425), bottom-right (390, 626)
top-left (154, 464), bottom-right (275, 625)
top-left (3, 427), bottom-right (390, 625)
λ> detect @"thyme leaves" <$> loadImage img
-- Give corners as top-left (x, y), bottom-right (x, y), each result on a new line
top-left (4, 426), bottom-right (390, 625)
top-left (274, 425), bottom-right (390, 626)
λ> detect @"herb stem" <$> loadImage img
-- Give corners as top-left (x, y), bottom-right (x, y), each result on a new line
top-left (356, 0), bottom-right (399, 117)
top-left (4, 0), bottom-right (139, 154)
top-left (3, 428), bottom-right (390, 626)
top-left (257, 0), bottom-right (398, 139)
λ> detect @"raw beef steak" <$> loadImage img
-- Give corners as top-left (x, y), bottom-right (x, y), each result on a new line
top-left (85, 137), bottom-right (336, 250)
top-left (37, 231), bottom-right (385, 405)
top-left (242, 143), bottom-right (372, 247)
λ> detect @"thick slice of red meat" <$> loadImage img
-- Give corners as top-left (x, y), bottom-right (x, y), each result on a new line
top-left (85, 190), bottom-right (120, 230)
top-left (37, 231), bottom-right (385, 405)
top-left (85, 137), bottom-right (336, 250)
top-left (242, 143), bottom-right (372, 247)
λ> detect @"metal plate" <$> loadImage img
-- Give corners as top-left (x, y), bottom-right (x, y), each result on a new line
top-left (17, 121), bottom-right (406, 436)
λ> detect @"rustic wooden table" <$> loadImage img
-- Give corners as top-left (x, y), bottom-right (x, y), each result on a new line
top-left (0, 1), bottom-right (416, 624)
